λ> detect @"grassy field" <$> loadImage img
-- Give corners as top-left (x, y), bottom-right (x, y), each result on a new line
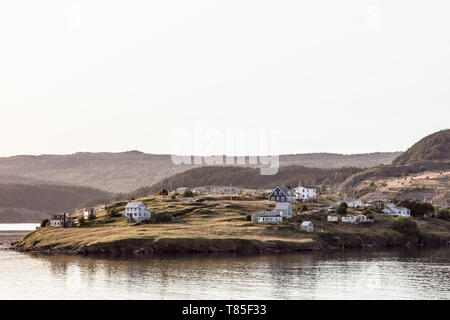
top-left (16, 194), bottom-right (450, 253)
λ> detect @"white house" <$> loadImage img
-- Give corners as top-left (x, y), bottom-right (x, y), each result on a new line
top-left (83, 208), bottom-right (96, 220)
top-left (327, 214), bottom-right (339, 222)
top-left (383, 203), bottom-right (411, 217)
top-left (124, 201), bottom-right (151, 222)
top-left (268, 186), bottom-right (295, 203)
top-left (50, 213), bottom-right (74, 228)
top-left (300, 221), bottom-right (314, 232)
top-left (251, 211), bottom-right (283, 224)
top-left (294, 186), bottom-right (317, 201)
top-left (274, 202), bottom-right (293, 219)
top-left (341, 199), bottom-right (363, 208)
top-left (341, 215), bottom-right (356, 223)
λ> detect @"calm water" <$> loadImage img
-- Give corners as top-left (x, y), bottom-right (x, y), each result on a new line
top-left (0, 223), bottom-right (39, 231)
top-left (0, 226), bottom-right (449, 299)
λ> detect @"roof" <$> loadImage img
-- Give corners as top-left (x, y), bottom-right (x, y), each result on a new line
top-left (301, 221), bottom-right (313, 226)
top-left (51, 214), bottom-right (73, 221)
top-left (275, 202), bottom-right (291, 210)
top-left (276, 186), bottom-right (292, 196)
top-left (253, 211), bottom-right (281, 217)
top-left (125, 201), bottom-right (145, 209)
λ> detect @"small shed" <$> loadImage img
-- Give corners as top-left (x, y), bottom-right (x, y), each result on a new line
top-left (300, 221), bottom-right (314, 232)
top-left (341, 215), bottom-right (355, 223)
top-left (327, 214), bottom-right (338, 222)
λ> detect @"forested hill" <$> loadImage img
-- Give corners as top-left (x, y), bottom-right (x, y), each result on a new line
top-left (129, 165), bottom-right (362, 198)
top-left (0, 183), bottom-right (111, 222)
top-left (0, 151), bottom-right (399, 193)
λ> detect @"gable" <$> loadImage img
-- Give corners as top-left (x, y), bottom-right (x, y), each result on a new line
top-left (270, 186), bottom-right (290, 198)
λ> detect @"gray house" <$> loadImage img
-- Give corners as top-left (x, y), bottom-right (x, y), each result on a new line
top-left (268, 186), bottom-right (295, 203)
top-left (50, 213), bottom-right (74, 228)
top-left (274, 202), bottom-right (293, 219)
top-left (251, 211), bottom-right (283, 224)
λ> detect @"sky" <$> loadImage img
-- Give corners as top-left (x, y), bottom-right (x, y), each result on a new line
top-left (0, 0), bottom-right (449, 157)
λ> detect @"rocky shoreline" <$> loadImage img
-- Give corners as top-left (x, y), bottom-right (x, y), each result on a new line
top-left (10, 234), bottom-right (450, 257)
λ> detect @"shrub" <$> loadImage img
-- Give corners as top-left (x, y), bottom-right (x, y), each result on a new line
top-left (396, 199), bottom-right (434, 217)
top-left (159, 189), bottom-right (168, 196)
top-left (78, 217), bottom-right (85, 225)
top-left (87, 212), bottom-right (96, 221)
top-left (183, 190), bottom-right (195, 197)
top-left (301, 205), bottom-right (308, 212)
top-left (437, 209), bottom-right (450, 221)
top-left (108, 209), bottom-right (121, 218)
top-left (155, 213), bottom-right (174, 223)
top-left (171, 194), bottom-right (176, 200)
top-left (40, 218), bottom-right (50, 227)
top-left (390, 217), bottom-right (420, 236)
top-left (337, 202), bottom-right (348, 215)
top-left (246, 214), bottom-right (251, 221)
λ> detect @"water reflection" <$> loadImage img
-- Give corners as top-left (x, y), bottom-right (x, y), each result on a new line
top-left (0, 248), bottom-right (449, 299)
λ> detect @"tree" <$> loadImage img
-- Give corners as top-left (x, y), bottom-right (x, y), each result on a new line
top-left (88, 212), bottom-right (96, 221)
top-left (337, 202), bottom-right (348, 215)
top-left (40, 218), bottom-right (50, 227)
top-left (301, 205), bottom-right (308, 212)
top-left (390, 217), bottom-right (420, 236)
top-left (183, 190), bottom-right (195, 197)
top-left (108, 209), bottom-right (120, 218)
top-left (437, 209), bottom-right (450, 221)
top-left (78, 217), bottom-right (85, 225)
top-left (246, 214), bottom-right (251, 221)
top-left (396, 199), bottom-right (434, 217)
top-left (159, 189), bottom-right (168, 196)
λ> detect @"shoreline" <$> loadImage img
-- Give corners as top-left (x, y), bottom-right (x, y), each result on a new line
top-left (11, 234), bottom-right (450, 257)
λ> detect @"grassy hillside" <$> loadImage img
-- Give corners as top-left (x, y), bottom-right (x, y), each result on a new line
top-left (393, 129), bottom-right (450, 165)
top-left (0, 183), bottom-right (111, 223)
top-left (16, 195), bottom-right (450, 254)
top-left (0, 151), bottom-right (400, 193)
top-left (129, 165), bottom-right (362, 198)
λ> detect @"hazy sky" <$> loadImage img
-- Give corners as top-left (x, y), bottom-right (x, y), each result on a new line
top-left (0, 1), bottom-right (449, 157)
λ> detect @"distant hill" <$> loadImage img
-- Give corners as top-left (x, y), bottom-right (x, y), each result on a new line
top-left (0, 183), bottom-right (111, 223)
top-left (130, 165), bottom-right (362, 198)
top-left (393, 129), bottom-right (450, 165)
top-left (0, 151), bottom-right (399, 193)
top-left (339, 129), bottom-right (450, 196)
